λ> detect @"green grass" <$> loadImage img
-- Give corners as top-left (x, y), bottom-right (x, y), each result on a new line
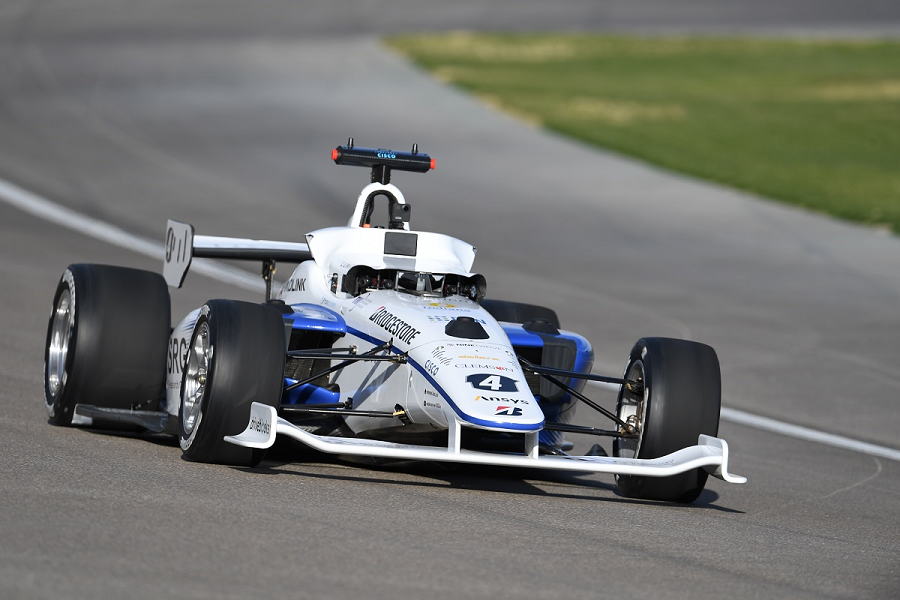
top-left (386, 33), bottom-right (900, 233)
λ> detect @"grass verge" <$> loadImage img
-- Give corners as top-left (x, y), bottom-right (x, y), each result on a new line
top-left (386, 33), bottom-right (900, 233)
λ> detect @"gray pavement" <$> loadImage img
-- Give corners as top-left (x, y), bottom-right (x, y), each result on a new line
top-left (1, 2), bottom-right (899, 599)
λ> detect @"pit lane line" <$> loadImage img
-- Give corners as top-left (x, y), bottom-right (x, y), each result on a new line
top-left (3, 175), bottom-right (899, 463)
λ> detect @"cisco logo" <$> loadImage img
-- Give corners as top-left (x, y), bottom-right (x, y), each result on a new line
top-left (377, 151), bottom-right (397, 159)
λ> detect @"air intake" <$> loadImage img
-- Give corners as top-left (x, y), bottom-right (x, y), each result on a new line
top-left (445, 316), bottom-right (489, 340)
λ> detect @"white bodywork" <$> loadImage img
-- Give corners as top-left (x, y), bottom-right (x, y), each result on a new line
top-left (163, 180), bottom-right (746, 486)
top-left (306, 226), bottom-right (476, 277)
top-left (165, 308), bottom-right (200, 417)
top-left (275, 218), bottom-right (543, 435)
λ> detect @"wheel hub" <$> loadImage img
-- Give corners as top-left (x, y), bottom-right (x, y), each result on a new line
top-left (615, 361), bottom-right (646, 459)
top-left (182, 322), bottom-right (210, 435)
top-left (47, 289), bottom-right (73, 398)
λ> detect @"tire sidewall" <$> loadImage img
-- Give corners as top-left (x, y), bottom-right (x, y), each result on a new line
top-left (179, 306), bottom-right (213, 455)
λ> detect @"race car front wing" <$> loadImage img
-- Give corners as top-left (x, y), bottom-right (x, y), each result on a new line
top-left (226, 402), bottom-right (746, 483)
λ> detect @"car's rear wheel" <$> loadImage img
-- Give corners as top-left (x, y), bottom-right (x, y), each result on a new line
top-left (44, 264), bottom-right (171, 426)
top-left (179, 300), bottom-right (286, 467)
top-left (480, 299), bottom-right (559, 328)
top-left (613, 337), bottom-right (721, 503)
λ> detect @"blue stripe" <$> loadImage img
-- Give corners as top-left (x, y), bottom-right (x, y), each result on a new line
top-left (347, 325), bottom-right (544, 432)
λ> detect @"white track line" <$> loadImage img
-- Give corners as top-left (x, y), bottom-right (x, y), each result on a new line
top-left (719, 407), bottom-right (900, 462)
top-left (3, 175), bottom-right (899, 462)
top-left (0, 177), bottom-right (263, 293)
top-left (585, 371), bottom-right (900, 462)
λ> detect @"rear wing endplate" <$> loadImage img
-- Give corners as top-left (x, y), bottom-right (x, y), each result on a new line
top-left (163, 220), bottom-right (313, 290)
top-left (163, 220), bottom-right (195, 288)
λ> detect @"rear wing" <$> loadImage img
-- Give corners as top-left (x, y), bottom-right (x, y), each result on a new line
top-left (163, 220), bottom-right (312, 297)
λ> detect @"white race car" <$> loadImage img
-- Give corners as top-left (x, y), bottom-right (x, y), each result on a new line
top-left (44, 141), bottom-right (744, 503)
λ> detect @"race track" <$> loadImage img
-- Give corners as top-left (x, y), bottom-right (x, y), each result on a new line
top-left (1, 2), bottom-right (899, 598)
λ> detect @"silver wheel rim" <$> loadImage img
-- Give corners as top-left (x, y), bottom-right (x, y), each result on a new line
top-left (616, 359), bottom-right (646, 459)
top-left (47, 289), bottom-right (73, 398)
top-left (182, 322), bottom-right (210, 435)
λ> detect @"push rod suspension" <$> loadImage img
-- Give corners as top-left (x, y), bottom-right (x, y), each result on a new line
top-left (279, 405), bottom-right (396, 419)
top-left (542, 422), bottom-right (637, 439)
top-left (284, 341), bottom-right (403, 393)
top-left (518, 358), bottom-right (642, 390)
top-left (518, 357), bottom-right (635, 433)
top-left (287, 346), bottom-right (357, 356)
top-left (288, 351), bottom-right (401, 361)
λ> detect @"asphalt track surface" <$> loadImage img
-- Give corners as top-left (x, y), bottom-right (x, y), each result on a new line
top-left (2, 2), bottom-right (899, 599)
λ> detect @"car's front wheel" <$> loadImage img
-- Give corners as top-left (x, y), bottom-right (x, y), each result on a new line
top-left (179, 300), bottom-right (286, 467)
top-left (613, 337), bottom-right (721, 503)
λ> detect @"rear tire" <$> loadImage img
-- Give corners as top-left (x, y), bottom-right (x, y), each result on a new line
top-left (43, 264), bottom-right (170, 426)
top-left (613, 337), bottom-right (721, 503)
top-left (179, 300), bottom-right (286, 467)
top-left (480, 299), bottom-right (559, 328)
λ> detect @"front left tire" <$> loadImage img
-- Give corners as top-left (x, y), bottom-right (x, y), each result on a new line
top-left (179, 299), bottom-right (286, 467)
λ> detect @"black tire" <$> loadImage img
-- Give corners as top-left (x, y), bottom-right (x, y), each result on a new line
top-left (480, 299), bottom-right (560, 328)
top-left (179, 300), bottom-right (286, 467)
top-left (613, 337), bottom-right (721, 503)
top-left (43, 264), bottom-right (171, 426)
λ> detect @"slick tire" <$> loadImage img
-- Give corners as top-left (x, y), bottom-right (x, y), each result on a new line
top-left (480, 299), bottom-right (560, 329)
top-left (44, 264), bottom-right (171, 426)
top-left (613, 337), bottom-right (721, 503)
top-left (179, 300), bottom-right (286, 467)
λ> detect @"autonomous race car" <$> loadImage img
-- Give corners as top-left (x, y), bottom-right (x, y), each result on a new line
top-left (43, 141), bottom-right (745, 503)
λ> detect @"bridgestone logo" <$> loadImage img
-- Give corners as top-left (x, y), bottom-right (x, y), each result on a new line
top-left (369, 307), bottom-right (421, 345)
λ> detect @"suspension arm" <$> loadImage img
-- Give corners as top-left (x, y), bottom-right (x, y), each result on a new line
top-left (518, 357), bottom-right (642, 391)
top-left (279, 405), bottom-right (396, 419)
top-left (517, 357), bottom-right (636, 433)
top-left (542, 422), bottom-right (638, 439)
top-left (284, 341), bottom-right (405, 393)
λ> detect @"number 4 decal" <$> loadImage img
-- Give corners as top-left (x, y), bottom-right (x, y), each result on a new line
top-left (466, 374), bottom-right (518, 392)
top-left (479, 375), bottom-right (502, 390)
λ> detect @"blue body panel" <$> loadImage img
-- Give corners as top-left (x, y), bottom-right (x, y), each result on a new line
top-left (280, 304), bottom-right (346, 406)
top-left (282, 304), bottom-right (347, 333)
top-left (500, 324), bottom-right (595, 446)
top-left (282, 381), bottom-right (341, 405)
